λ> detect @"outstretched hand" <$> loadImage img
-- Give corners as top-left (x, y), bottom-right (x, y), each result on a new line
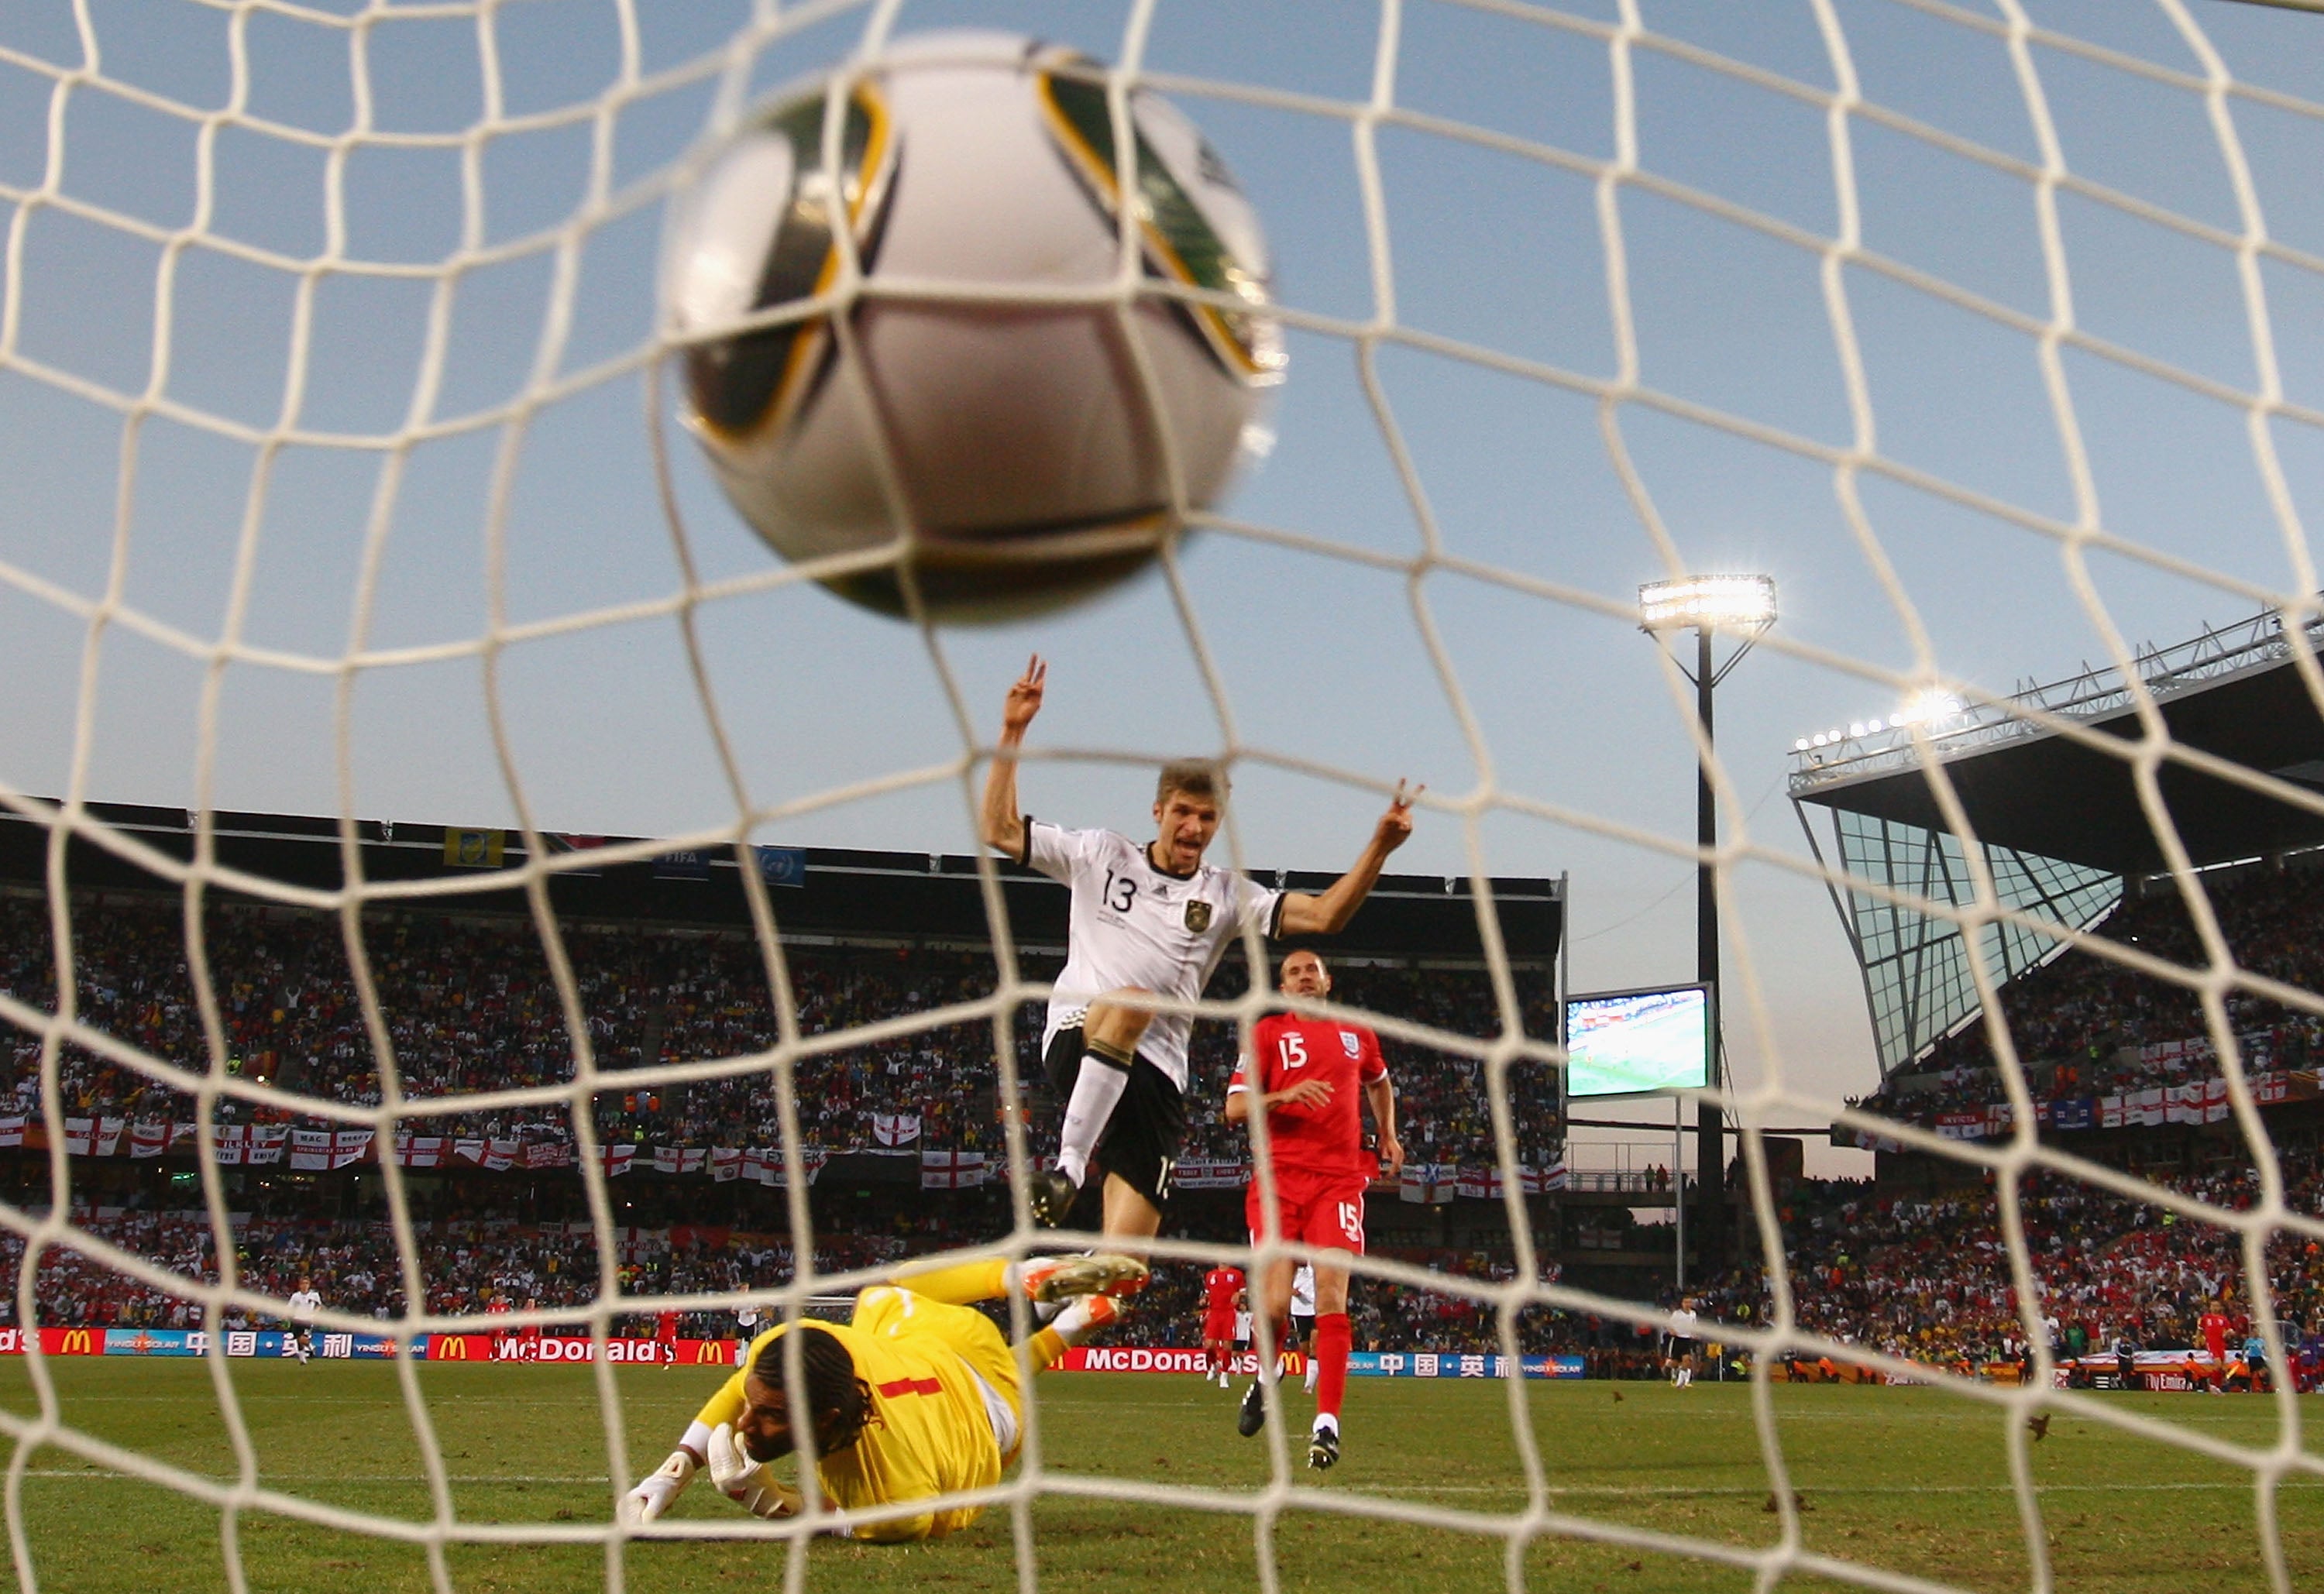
top-left (1001, 654), bottom-right (1047, 740)
top-left (1375, 780), bottom-right (1421, 853)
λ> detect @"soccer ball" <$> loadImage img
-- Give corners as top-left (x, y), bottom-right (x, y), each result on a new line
top-left (659, 31), bottom-right (1284, 622)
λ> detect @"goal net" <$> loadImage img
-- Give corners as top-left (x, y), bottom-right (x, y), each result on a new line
top-left (1, 0), bottom-right (2322, 1589)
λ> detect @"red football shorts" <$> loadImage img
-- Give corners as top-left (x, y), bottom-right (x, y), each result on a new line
top-left (1245, 1165), bottom-right (1367, 1255)
top-left (1202, 1310), bottom-right (1236, 1345)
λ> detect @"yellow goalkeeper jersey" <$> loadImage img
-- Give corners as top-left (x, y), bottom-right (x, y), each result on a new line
top-left (694, 1286), bottom-right (1016, 1542)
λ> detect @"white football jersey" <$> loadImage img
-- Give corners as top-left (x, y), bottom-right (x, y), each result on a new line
top-left (1024, 821), bottom-right (1283, 1091)
top-left (288, 1290), bottom-right (322, 1321)
top-left (1291, 1264), bottom-right (1316, 1317)
top-left (1669, 1309), bottom-right (1699, 1342)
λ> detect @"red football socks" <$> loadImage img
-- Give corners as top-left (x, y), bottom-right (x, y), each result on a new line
top-left (1316, 1312), bottom-right (1352, 1419)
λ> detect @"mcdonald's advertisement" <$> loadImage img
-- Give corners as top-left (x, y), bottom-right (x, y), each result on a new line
top-left (422, 1335), bottom-right (744, 1365)
top-left (0, 1327), bottom-right (744, 1362)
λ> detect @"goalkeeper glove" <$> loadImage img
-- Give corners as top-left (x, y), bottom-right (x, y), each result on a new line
top-left (621, 1448), bottom-right (698, 1525)
top-left (708, 1422), bottom-right (802, 1520)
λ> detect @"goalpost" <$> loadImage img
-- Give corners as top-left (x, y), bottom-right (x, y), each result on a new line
top-left (2, 1), bottom-right (2324, 1589)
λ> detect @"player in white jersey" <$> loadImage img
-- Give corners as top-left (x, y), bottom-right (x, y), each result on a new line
top-left (287, 1278), bottom-right (322, 1366)
top-left (981, 656), bottom-right (1417, 1248)
top-left (1667, 1300), bottom-right (1700, 1388)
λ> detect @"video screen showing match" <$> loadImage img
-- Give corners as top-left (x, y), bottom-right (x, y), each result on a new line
top-left (1563, 984), bottom-right (1712, 1098)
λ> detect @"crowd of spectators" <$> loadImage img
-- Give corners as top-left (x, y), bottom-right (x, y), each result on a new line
top-left (0, 894), bottom-right (1559, 1170)
top-left (1854, 864), bottom-right (2324, 1129)
top-left (12, 1129), bottom-right (2324, 1381)
top-left (1667, 1136), bottom-right (2324, 1379)
top-left (2, 1184), bottom-right (1593, 1359)
top-left (0, 1177), bottom-right (1019, 1340)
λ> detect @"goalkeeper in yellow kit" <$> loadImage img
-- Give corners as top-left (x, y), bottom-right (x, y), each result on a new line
top-left (620, 1253), bottom-right (1143, 1542)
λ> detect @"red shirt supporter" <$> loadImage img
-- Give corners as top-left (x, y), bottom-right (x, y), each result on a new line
top-left (1230, 1014), bottom-right (1388, 1184)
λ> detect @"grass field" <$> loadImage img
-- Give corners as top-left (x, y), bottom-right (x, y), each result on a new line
top-left (0, 1359), bottom-right (2315, 1592)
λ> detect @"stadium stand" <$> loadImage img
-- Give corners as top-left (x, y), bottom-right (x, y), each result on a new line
top-left (0, 804), bottom-right (1580, 1362)
top-left (18, 800), bottom-right (2324, 1383)
top-left (1848, 859), bottom-right (2324, 1134)
top-left (0, 894), bottom-right (1559, 1166)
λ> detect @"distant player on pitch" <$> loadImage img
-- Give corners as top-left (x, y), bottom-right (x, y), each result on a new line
top-left (1226, 947), bottom-right (1403, 1469)
top-left (1667, 1299), bottom-right (1700, 1388)
top-left (1201, 1262), bottom-right (1245, 1388)
top-left (287, 1277), bottom-right (322, 1366)
top-left (982, 656), bottom-right (1416, 1272)
top-left (621, 1254), bottom-right (1143, 1540)
top-left (2200, 1300), bottom-right (2232, 1393)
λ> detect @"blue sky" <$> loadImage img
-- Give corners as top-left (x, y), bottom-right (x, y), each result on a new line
top-left (3, 0), bottom-right (2322, 1173)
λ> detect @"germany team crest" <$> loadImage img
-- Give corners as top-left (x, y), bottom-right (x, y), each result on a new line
top-left (1184, 900), bottom-right (1213, 933)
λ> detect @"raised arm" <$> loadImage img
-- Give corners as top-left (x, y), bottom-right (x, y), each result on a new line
top-left (1274, 782), bottom-right (1419, 938)
top-left (1365, 1073), bottom-right (1403, 1179)
top-left (980, 654), bottom-right (1046, 862)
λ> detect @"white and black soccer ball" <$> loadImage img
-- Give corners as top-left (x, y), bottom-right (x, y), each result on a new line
top-left (660, 31), bottom-right (1284, 621)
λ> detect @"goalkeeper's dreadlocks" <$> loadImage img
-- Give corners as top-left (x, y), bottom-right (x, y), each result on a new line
top-left (744, 1324), bottom-right (875, 1460)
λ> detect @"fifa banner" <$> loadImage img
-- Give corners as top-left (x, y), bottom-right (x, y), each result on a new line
top-left (0, 1327), bottom-right (403, 1359)
top-left (1842, 1070), bottom-right (2314, 1149)
top-left (1057, 1346), bottom-right (1585, 1379)
top-left (424, 1334), bottom-right (742, 1365)
top-left (2052, 1351), bottom-right (2264, 1391)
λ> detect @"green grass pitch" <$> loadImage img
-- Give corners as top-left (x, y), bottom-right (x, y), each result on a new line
top-left (0, 1359), bottom-right (2316, 1592)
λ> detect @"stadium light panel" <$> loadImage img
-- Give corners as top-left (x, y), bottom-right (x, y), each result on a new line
top-left (1637, 573), bottom-right (1777, 633)
top-left (1892, 689), bottom-right (1963, 727)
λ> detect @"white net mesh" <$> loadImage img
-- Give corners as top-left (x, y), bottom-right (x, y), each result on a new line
top-left (3, 0), bottom-right (2324, 1589)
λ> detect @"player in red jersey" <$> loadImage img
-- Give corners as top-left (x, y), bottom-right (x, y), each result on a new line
top-left (1226, 948), bottom-right (1402, 1470)
top-left (1201, 1264), bottom-right (1246, 1388)
top-left (657, 1308), bottom-right (682, 1369)
top-left (518, 1297), bottom-right (545, 1362)
top-left (2199, 1300), bottom-right (2233, 1393)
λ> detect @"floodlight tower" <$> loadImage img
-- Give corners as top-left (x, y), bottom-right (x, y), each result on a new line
top-left (1638, 573), bottom-right (1777, 1278)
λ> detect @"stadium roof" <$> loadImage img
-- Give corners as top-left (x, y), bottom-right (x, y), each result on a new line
top-left (1789, 608), bottom-right (2324, 877)
top-left (0, 800), bottom-right (1563, 965)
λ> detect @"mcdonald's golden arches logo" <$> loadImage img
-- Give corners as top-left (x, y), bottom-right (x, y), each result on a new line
top-left (57, 1329), bottom-right (93, 1356)
top-left (433, 1335), bottom-right (469, 1360)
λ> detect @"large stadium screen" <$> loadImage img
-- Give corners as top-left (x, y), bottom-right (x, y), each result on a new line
top-left (1563, 984), bottom-right (1713, 1098)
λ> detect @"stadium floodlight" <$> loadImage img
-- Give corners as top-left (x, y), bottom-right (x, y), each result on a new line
top-left (1892, 688), bottom-right (1965, 728)
top-left (1637, 572), bottom-right (1776, 1282)
top-left (1638, 573), bottom-right (1778, 634)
